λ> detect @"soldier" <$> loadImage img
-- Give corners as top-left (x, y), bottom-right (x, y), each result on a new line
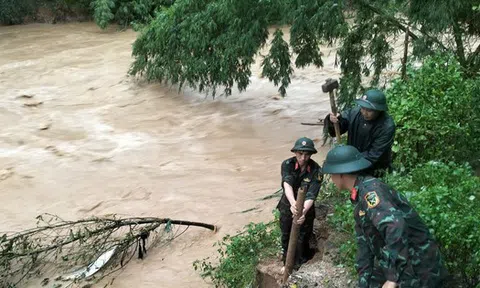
top-left (277, 137), bottom-right (324, 271)
top-left (322, 145), bottom-right (448, 288)
top-left (324, 89), bottom-right (395, 177)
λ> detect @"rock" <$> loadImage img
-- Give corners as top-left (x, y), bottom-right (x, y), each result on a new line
top-left (39, 123), bottom-right (51, 130)
top-left (23, 101), bottom-right (44, 107)
top-left (16, 94), bottom-right (34, 99)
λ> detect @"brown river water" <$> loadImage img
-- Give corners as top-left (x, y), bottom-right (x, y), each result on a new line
top-left (0, 22), bottom-right (343, 287)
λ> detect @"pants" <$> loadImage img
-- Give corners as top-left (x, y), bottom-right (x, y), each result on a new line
top-left (279, 207), bottom-right (315, 269)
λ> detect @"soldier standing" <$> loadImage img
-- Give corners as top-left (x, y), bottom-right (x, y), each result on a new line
top-left (324, 89), bottom-right (395, 177)
top-left (322, 145), bottom-right (448, 288)
top-left (277, 137), bottom-right (324, 271)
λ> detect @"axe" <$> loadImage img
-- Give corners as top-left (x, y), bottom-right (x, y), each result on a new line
top-left (322, 78), bottom-right (341, 143)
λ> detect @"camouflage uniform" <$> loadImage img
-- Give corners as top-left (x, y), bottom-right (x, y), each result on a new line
top-left (276, 157), bottom-right (324, 268)
top-left (351, 176), bottom-right (448, 287)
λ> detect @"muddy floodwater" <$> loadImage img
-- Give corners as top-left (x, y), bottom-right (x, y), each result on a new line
top-left (0, 22), bottom-right (343, 287)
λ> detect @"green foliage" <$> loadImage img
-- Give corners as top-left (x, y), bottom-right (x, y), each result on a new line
top-left (387, 53), bottom-right (480, 171)
top-left (328, 199), bottom-right (355, 235)
top-left (261, 29), bottom-right (293, 97)
top-left (318, 180), bottom-right (357, 275)
top-left (0, 0), bottom-right (92, 24)
top-left (3, 0), bottom-right (480, 103)
top-left (42, 0), bottom-right (93, 19)
top-left (0, 0), bottom-right (171, 27)
top-left (128, 0), bottom-right (480, 108)
top-left (91, 0), bottom-right (115, 29)
top-left (0, 0), bottom-right (36, 24)
top-left (193, 215), bottom-right (281, 288)
top-left (91, 0), bottom-right (173, 29)
top-left (130, 0), bottom-right (278, 97)
top-left (327, 198), bottom-right (357, 275)
top-left (385, 161), bottom-right (480, 287)
top-left (408, 0), bottom-right (480, 76)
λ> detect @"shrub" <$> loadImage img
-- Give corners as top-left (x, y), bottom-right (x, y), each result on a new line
top-left (326, 197), bottom-right (357, 275)
top-left (385, 161), bottom-right (480, 287)
top-left (91, 0), bottom-right (173, 29)
top-left (193, 214), bottom-right (281, 288)
top-left (387, 54), bottom-right (480, 171)
top-left (0, 0), bottom-right (36, 24)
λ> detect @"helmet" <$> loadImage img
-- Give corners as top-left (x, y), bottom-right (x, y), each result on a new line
top-left (291, 137), bottom-right (317, 154)
top-left (355, 89), bottom-right (388, 111)
top-left (322, 145), bottom-right (372, 174)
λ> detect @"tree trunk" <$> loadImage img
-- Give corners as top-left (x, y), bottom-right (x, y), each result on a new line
top-left (401, 25), bottom-right (409, 81)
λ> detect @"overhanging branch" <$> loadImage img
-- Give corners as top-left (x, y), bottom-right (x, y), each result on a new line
top-left (357, 0), bottom-right (449, 52)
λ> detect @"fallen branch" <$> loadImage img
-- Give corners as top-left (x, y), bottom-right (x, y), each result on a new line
top-left (1, 214), bottom-right (217, 288)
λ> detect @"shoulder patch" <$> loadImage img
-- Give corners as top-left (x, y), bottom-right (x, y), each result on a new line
top-left (364, 191), bottom-right (380, 209)
top-left (303, 178), bottom-right (311, 183)
top-left (359, 210), bottom-right (365, 217)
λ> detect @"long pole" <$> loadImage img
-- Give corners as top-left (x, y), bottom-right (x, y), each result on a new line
top-left (282, 186), bottom-right (307, 283)
top-left (328, 90), bottom-right (342, 142)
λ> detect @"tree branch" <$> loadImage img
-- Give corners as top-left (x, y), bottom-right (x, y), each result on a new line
top-left (4, 218), bottom-right (216, 258)
top-left (467, 43), bottom-right (480, 69)
top-left (357, 0), bottom-right (450, 52)
top-left (452, 21), bottom-right (467, 67)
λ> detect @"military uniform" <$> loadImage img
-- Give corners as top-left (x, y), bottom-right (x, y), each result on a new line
top-left (322, 145), bottom-right (448, 288)
top-left (351, 176), bottom-right (448, 287)
top-left (277, 156), bottom-right (323, 268)
top-left (277, 137), bottom-right (324, 268)
top-left (324, 90), bottom-right (396, 176)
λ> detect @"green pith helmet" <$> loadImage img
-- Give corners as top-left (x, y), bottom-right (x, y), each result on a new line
top-left (291, 137), bottom-right (317, 154)
top-left (322, 145), bottom-right (372, 174)
top-left (355, 89), bottom-right (388, 111)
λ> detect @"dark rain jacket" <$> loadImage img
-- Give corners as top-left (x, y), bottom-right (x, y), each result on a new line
top-left (325, 107), bottom-right (395, 172)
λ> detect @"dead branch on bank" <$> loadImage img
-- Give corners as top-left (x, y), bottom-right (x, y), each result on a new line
top-left (0, 213), bottom-right (217, 288)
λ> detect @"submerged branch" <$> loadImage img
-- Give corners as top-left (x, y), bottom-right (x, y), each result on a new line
top-left (1, 214), bottom-right (217, 287)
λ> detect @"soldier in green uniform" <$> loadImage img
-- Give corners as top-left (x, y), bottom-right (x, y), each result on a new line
top-left (322, 145), bottom-right (448, 288)
top-left (277, 137), bottom-right (324, 270)
top-left (324, 89), bottom-right (395, 177)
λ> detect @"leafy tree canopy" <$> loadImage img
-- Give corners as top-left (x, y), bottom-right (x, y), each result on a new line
top-left (129, 0), bottom-right (480, 106)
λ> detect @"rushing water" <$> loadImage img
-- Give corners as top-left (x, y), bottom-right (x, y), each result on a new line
top-left (0, 22), bottom-right (342, 287)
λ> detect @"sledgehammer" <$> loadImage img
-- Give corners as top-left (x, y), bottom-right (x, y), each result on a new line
top-left (322, 78), bottom-right (341, 143)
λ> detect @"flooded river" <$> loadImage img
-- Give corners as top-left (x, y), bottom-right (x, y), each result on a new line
top-left (0, 22), bottom-right (340, 287)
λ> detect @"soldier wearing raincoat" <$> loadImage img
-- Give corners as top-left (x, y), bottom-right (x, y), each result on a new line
top-left (324, 89), bottom-right (395, 177)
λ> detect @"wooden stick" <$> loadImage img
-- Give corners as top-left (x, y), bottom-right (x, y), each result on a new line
top-left (329, 90), bottom-right (342, 142)
top-left (282, 186), bottom-right (307, 283)
top-left (300, 122), bottom-right (323, 126)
